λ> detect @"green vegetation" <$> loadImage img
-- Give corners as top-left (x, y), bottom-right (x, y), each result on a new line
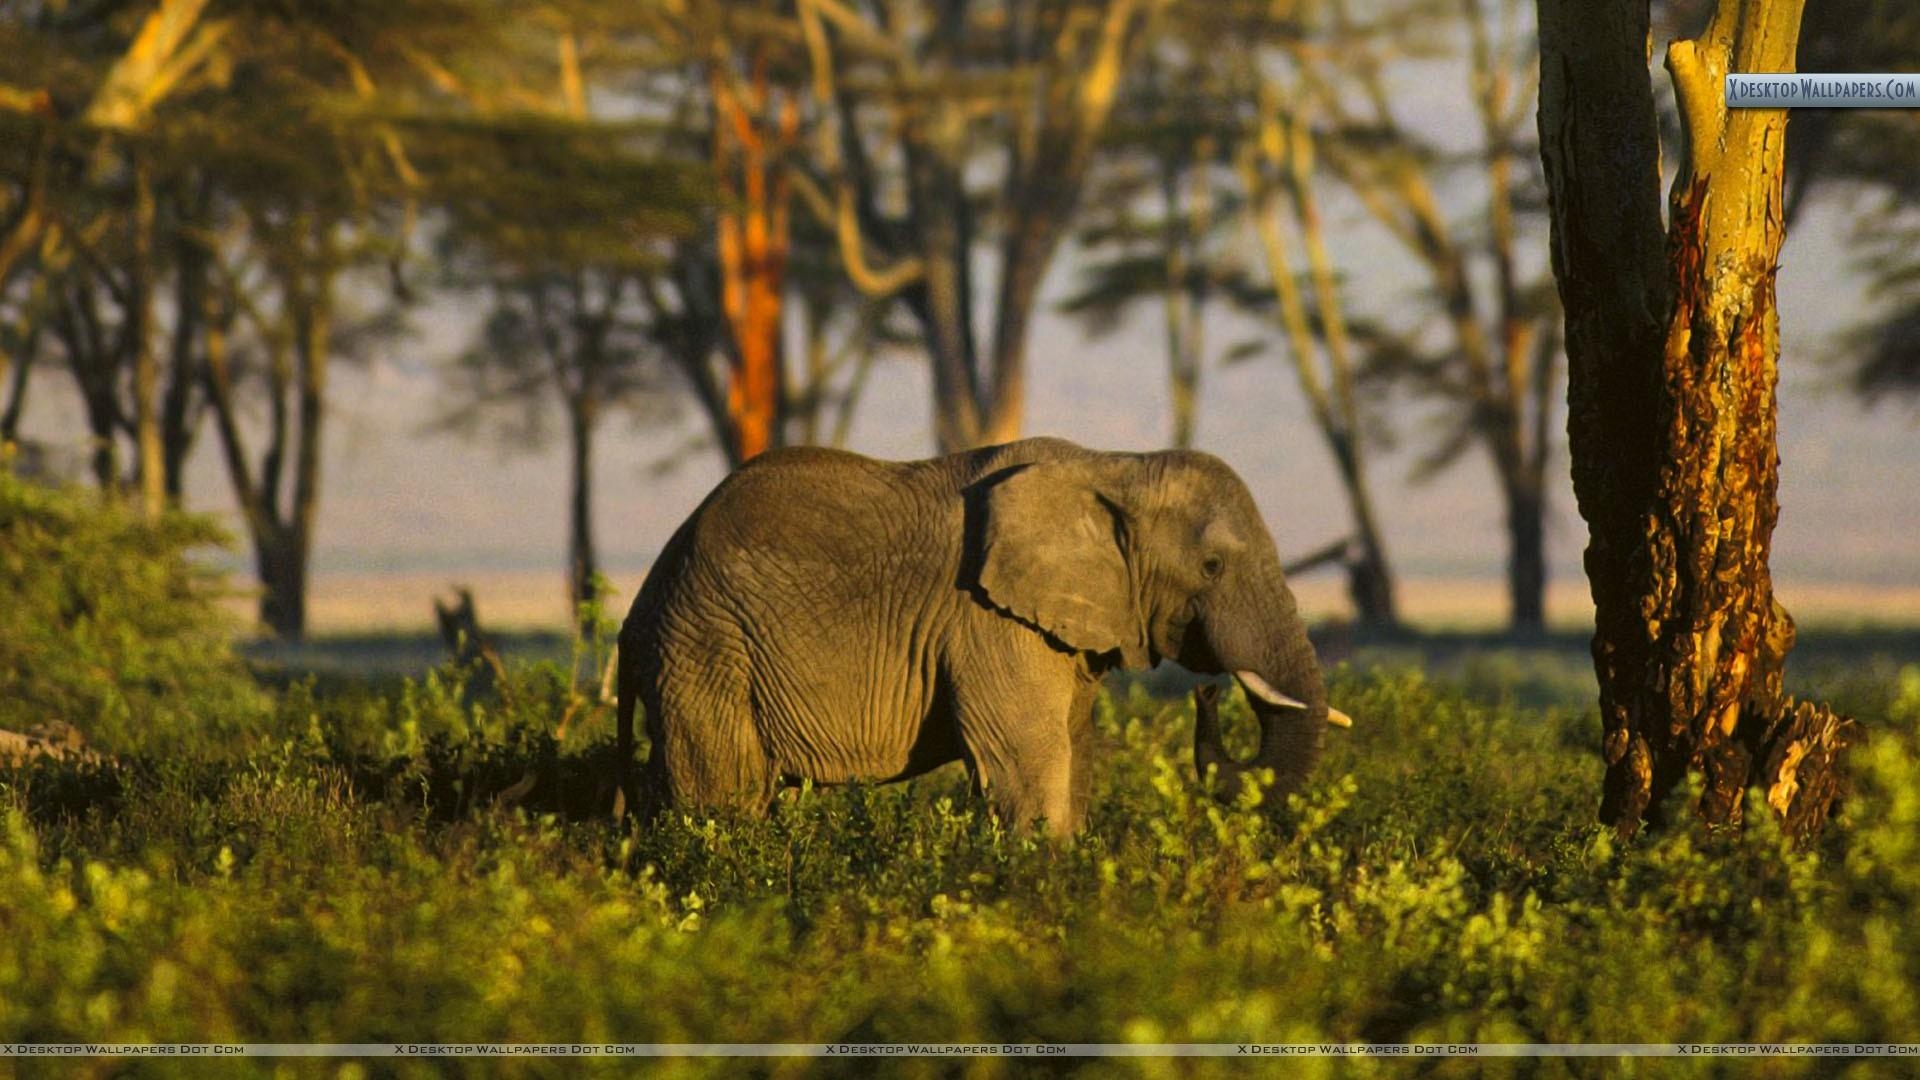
top-left (3, 476), bottom-right (1920, 1075)
top-left (0, 471), bottom-right (265, 752)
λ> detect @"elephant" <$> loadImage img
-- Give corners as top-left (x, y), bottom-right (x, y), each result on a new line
top-left (614, 436), bottom-right (1351, 836)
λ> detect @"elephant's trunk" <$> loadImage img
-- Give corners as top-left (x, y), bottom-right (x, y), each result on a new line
top-left (1190, 668), bottom-right (1328, 803)
top-left (1187, 536), bottom-right (1345, 805)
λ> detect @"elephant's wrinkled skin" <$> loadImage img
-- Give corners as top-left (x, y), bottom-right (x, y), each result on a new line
top-left (616, 437), bottom-right (1344, 835)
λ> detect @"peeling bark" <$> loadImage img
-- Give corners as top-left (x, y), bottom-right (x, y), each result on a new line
top-left (1537, 0), bottom-right (1855, 841)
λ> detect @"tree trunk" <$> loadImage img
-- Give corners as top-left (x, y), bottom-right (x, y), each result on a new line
top-left (1162, 142), bottom-right (1209, 452)
top-left (1, 322), bottom-right (36, 444)
top-left (56, 279), bottom-right (126, 495)
top-left (1346, 545), bottom-right (1396, 633)
top-left (256, 525), bottom-right (306, 641)
top-left (213, 210), bottom-right (333, 644)
top-left (1168, 339), bottom-right (1198, 451)
top-left (130, 153), bottom-right (166, 519)
top-left (161, 185), bottom-right (210, 501)
top-left (280, 236), bottom-right (328, 644)
top-left (1505, 477), bottom-right (1546, 634)
top-left (1331, 435), bottom-right (1399, 629)
top-left (711, 54), bottom-right (794, 465)
top-left (1537, 0), bottom-right (1854, 841)
top-left (980, 216), bottom-right (1056, 447)
top-left (907, 154), bottom-right (987, 453)
top-left (567, 397), bottom-right (598, 628)
top-left (77, 352), bottom-right (122, 496)
top-left (202, 280), bottom-right (306, 642)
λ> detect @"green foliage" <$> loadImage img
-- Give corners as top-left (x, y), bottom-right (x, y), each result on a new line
top-left (0, 473), bottom-right (266, 752)
top-left (3, 607), bottom-right (1920, 1070)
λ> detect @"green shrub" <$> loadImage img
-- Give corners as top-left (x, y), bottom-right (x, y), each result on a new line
top-left (0, 471), bottom-right (266, 753)
top-left (2, 609), bottom-right (1918, 1073)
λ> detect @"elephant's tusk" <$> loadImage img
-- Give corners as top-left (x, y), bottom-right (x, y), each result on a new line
top-left (1326, 707), bottom-right (1353, 728)
top-left (1233, 670), bottom-right (1309, 711)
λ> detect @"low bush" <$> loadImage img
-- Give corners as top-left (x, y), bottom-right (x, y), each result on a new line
top-left (3, 651), bottom-right (1917, 1076)
top-left (0, 472), bottom-right (266, 753)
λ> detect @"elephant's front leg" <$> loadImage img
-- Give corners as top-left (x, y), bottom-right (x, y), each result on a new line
top-left (951, 647), bottom-right (1088, 838)
top-left (1067, 677), bottom-right (1101, 829)
top-left (963, 722), bottom-right (1076, 837)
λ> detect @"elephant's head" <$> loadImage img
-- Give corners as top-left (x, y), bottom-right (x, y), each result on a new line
top-left (968, 448), bottom-right (1349, 804)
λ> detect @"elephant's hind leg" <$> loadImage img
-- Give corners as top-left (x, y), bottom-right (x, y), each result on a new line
top-left (655, 662), bottom-right (778, 817)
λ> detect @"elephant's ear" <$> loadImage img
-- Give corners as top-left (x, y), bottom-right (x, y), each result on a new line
top-left (970, 460), bottom-right (1149, 669)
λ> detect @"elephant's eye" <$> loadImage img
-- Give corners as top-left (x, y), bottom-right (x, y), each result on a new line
top-left (1201, 554), bottom-right (1225, 580)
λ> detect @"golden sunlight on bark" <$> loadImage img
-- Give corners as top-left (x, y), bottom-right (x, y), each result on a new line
top-left (1538, 0), bottom-right (1855, 841)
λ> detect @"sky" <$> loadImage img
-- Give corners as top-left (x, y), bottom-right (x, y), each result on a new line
top-left (14, 45), bottom-right (1919, 630)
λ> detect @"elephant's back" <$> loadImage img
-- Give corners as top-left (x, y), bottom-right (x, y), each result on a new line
top-left (642, 449), bottom-right (961, 675)
top-left (694, 446), bottom-right (948, 563)
top-left (632, 440), bottom-right (1091, 618)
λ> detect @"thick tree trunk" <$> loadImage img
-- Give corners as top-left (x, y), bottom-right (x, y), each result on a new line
top-left (1346, 547), bottom-right (1396, 632)
top-left (1537, 0), bottom-right (1854, 840)
top-left (904, 141), bottom-right (987, 454)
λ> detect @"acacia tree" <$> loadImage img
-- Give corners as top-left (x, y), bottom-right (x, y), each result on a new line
top-left (3, 0), bottom-right (487, 637)
top-left (23, 158), bottom-right (220, 504)
top-left (1062, 25), bottom-right (1249, 453)
top-left (624, 1), bottom-right (807, 466)
top-left (0, 0), bottom-right (231, 509)
top-left (1063, 2), bottom-right (1405, 626)
top-left (426, 100), bottom-right (701, 620)
top-left (409, 11), bottom-right (704, 618)
top-left (199, 206), bottom-right (351, 641)
top-left (1537, 0), bottom-right (1854, 838)
top-left (1290, 0), bottom-right (1563, 633)
top-left (705, 24), bottom-right (799, 463)
top-left (636, 204), bottom-right (903, 470)
top-left (186, 0), bottom-right (486, 639)
top-left (436, 268), bottom-right (667, 621)
top-left (793, 0), bottom-right (1167, 452)
top-left (1235, 80), bottom-right (1402, 628)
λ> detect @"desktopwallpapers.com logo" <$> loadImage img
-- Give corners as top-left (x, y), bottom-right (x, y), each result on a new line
top-left (1726, 73), bottom-right (1920, 107)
